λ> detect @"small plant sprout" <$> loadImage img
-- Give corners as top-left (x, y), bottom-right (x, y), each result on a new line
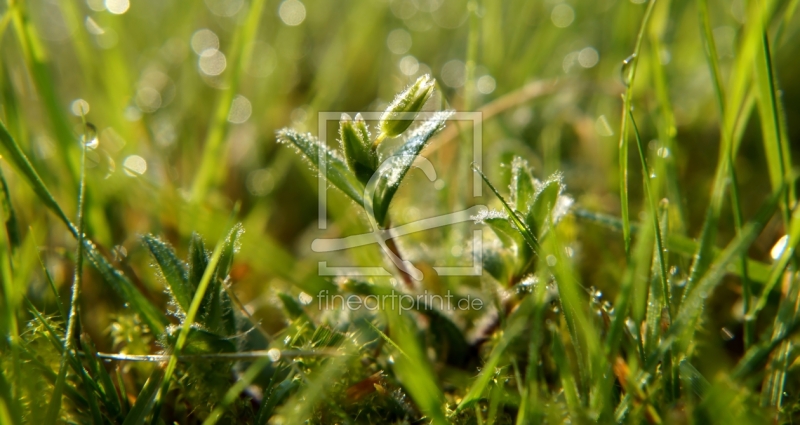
top-left (339, 113), bottom-right (377, 184)
top-left (374, 74), bottom-right (435, 146)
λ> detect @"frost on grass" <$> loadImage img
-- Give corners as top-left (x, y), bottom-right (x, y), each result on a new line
top-left (537, 171), bottom-right (574, 225)
top-left (471, 208), bottom-right (508, 224)
top-left (369, 110), bottom-right (453, 224)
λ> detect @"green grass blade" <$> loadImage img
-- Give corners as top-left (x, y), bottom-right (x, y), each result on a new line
top-left (630, 111), bottom-right (671, 317)
top-left (122, 369), bottom-right (164, 425)
top-left (551, 323), bottom-right (581, 421)
top-left (648, 187), bottom-right (781, 367)
top-left (0, 168), bottom-right (20, 253)
top-left (750, 200), bottom-right (800, 319)
top-left (606, 207), bottom-right (654, 357)
top-left (573, 208), bottom-right (773, 284)
top-left (0, 119), bottom-right (167, 333)
top-left (8, 4), bottom-right (79, 184)
top-left (190, 0), bottom-right (267, 201)
top-left (46, 128), bottom-right (102, 425)
top-left (754, 29), bottom-right (792, 223)
top-left (618, 0), bottom-right (658, 258)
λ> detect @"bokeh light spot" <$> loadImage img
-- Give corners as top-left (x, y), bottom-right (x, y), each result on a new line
top-left (551, 4), bottom-right (575, 28)
top-left (105, 0), bottom-right (130, 15)
top-left (279, 0), bottom-right (306, 26)
top-left (123, 155), bottom-right (147, 176)
top-left (70, 99), bottom-right (90, 116)
top-left (578, 47), bottom-right (599, 68)
top-left (387, 29), bottom-right (412, 55)
top-left (477, 75), bottom-right (496, 94)
top-left (199, 50), bottom-right (227, 75)
top-left (191, 29), bottom-right (220, 55)
top-left (228, 95), bottom-right (253, 124)
top-left (441, 59), bottom-right (466, 88)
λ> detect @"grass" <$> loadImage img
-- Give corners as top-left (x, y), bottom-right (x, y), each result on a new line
top-left (1, 0), bottom-right (800, 423)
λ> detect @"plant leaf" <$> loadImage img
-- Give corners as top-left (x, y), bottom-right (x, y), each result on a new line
top-left (142, 235), bottom-right (193, 315)
top-left (509, 156), bottom-right (537, 214)
top-left (527, 175), bottom-right (563, 236)
top-left (188, 232), bottom-right (209, 288)
top-left (277, 129), bottom-right (365, 206)
top-left (369, 111), bottom-right (452, 226)
top-left (121, 369), bottom-right (164, 425)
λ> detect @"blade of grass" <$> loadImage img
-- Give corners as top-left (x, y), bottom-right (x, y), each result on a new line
top-left (551, 323), bottom-right (581, 421)
top-left (618, 0), bottom-right (657, 259)
top-left (190, 0), bottom-right (267, 201)
top-left (750, 197), bottom-right (800, 323)
top-left (683, 0), bottom-right (739, 304)
top-left (647, 187), bottom-right (781, 368)
top-left (754, 29), bottom-right (793, 225)
top-left (605, 206), bottom-right (654, 359)
top-left (0, 168), bottom-right (20, 253)
top-left (630, 111), bottom-right (671, 317)
top-left (37, 248), bottom-right (66, 319)
top-left (122, 369), bottom-right (164, 425)
top-left (8, 1), bottom-right (79, 184)
top-left (45, 120), bottom-right (102, 425)
top-left (0, 119), bottom-right (167, 333)
top-left (0, 196), bottom-right (20, 419)
top-left (573, 207), bottom-right (772, 283)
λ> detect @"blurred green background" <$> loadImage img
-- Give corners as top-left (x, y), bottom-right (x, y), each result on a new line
top-left (1, 0), bottom-right (800, 393)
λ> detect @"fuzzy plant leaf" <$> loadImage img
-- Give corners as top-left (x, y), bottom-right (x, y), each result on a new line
top-left (215, 223), bottom-right (244, 282)
top-left (527, 174), bottom-right (568, 237)
top-left (379, 74), bottom-right (435, 139)
top-left (368, 110), bottom-right (453, 226)
top-left (188, 232), bottom-right (209, 288)
top-left (142, 235), bottom-right (193, 315)
top-left (201, 224), bottom-right (243, 335)
top-left (473, 164), bottom-right (539, 251)
top-left (339, 113), bottom-right (377, 185)
top-left (510, 156), bottom-right (537, 214)
top-left (276, 129), bottom-right (365, 206)
top-left (278, 292), bottom-right (316, 329)
top-left (473, 209), bottom-right (531, 282)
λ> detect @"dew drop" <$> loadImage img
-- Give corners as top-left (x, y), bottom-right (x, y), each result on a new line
top-left (267, 348), bottom-right (281, 362)
top-left (620, 54), bottom-right (636, 87)
top-left (770, 235), bottom-right (788, 260)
